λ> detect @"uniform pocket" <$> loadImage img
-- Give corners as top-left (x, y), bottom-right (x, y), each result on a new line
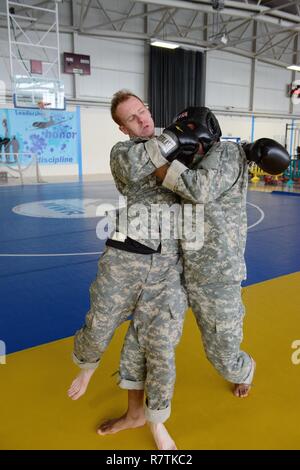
top-left (168, 293), bottom-right (187, 347)
top-left (167, 258), bottom-right (188, 321)
top-left (168, 285), bottom-right (188, 321)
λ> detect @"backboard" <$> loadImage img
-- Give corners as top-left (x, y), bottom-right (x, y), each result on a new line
top-left (13, 76), bottom-right (65, 110)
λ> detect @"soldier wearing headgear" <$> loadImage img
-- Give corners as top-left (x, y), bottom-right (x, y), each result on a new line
top-left (153, 106), bottom-right (289, 397)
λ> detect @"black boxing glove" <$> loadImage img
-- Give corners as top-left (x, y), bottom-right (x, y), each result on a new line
top-left (157, 123), bottom-right (199, 162)
top-left (242, 138), bottom-right (290, 175)
top-left (174, 152), bottom-right (196, 167)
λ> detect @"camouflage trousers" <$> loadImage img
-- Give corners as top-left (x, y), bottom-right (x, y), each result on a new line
top-left (73, 246), bottom-right (187, 423)
top-left (118, 255), bottom-right (187, 423)
top-left (185, 275), bottom-right (254, 385)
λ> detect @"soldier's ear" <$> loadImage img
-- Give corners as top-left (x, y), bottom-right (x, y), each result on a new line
top-left (119, 125), bottom-right (129, 136)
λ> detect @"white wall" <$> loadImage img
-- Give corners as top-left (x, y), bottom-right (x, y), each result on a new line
top-left (206, 51), bottom-right (252, 111)
top-left (218, 115), bottom-right (252, 142)
top-left (251, 117), bottom-right (289, 145)
top-left (218, 113), bottom-right (293, 147)
top-left (73, 36), bottom-right (146, 101)
top-left (80, 105), bottom-right (125, 175)
top-left (254, 62), bottom-right (291, 114)
top-left (206, 50), bottom-right (296, 116)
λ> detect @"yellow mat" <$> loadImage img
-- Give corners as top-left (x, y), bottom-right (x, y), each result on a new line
top-left (1, 273), bottom-right (300, 450)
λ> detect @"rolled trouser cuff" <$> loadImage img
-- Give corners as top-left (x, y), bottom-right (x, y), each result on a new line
top-left (144, 403), bottom-right (171, 424)
top-left (241, 356), bottom-right (255, 385)
top-left (72, 352), bottom-right (99, 370)
top-left (117, 371), bottom-right (145, 390)
top-left (118, 377), bottom-right (145, 390)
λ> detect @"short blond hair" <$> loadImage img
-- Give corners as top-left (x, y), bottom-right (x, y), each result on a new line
top-left (111, 89), bottom-right (144, 125)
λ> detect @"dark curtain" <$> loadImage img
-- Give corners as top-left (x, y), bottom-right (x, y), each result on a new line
top-left (149, 46), bottom-right (206, 128)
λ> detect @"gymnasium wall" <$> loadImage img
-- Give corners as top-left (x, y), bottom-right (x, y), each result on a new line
top-left (0, 27), bottom-right (299, 178)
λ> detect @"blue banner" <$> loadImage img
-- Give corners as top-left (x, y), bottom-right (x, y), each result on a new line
top-left (0, 107), bottom-right (81, 165)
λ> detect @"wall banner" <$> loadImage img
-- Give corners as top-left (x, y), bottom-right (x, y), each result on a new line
top-left (0, 107), bottom-right (81, 166)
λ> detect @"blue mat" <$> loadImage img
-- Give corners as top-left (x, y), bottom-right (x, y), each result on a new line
top-left (1, 183), bottom-right (300, 353)
top-left (272, 190), bottom-right (300, 197)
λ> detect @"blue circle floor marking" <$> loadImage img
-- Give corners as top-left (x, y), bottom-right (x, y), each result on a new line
top-left (0, 203), bottom-right (264, 257)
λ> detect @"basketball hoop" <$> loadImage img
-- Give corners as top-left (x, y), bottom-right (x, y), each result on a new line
top-left (13, 77), bottom-right (65, 110)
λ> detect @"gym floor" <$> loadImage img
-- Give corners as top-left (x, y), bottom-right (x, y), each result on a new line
top-left (1, 179), bottom-right (300, 450)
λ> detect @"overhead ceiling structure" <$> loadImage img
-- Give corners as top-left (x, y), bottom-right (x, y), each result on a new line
top-left (1, 1), bottom-right (300, 69)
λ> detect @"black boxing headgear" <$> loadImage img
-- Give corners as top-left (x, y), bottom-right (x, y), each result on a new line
top-left (173, 106), bottom-right (222, 152)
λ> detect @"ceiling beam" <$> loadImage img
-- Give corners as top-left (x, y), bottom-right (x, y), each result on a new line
top-left (81, 6), bottom-right (167, 32)
top-left (135, 0), bottom-right (300, 27)
top-left (95, 0), bottom-right (118, 32)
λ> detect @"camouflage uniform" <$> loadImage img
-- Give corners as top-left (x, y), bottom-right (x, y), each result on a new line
top-left (118, 253), bottom-right (186, 423)
top-left (160, 141), bottom-right (254, 385)
top-left (73, 137), bottom-right (187, 423)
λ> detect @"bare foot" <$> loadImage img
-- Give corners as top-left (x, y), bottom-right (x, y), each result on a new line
top-left (233, 358), bottom-right (256, 398)
top-left (233, 382), bottom-right (252, 398)
top-left (97, 412), bottom-right (146, 435)
top-left (68, 368), bottom-right (95, 400)
top-left (149, 422), bottom-right (177, 450)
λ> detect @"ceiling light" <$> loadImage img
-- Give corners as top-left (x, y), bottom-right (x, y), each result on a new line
top-left (150, 39), bottom-right (179, 50)
top-left (220, 33), bottom-right (228, 45)
top-left (287, 65), bottom-right (300, 71)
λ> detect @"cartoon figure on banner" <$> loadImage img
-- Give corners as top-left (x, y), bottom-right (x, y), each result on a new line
top-left (0, 117), bottom-right (10, 162)
top-left (11, 136), bottom-right (19, 162)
